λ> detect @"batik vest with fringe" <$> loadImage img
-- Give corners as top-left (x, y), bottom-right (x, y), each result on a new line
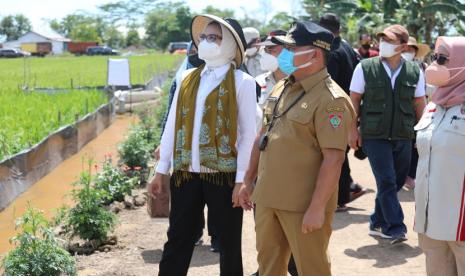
top-left (173, 64), bottom-right (237, 186)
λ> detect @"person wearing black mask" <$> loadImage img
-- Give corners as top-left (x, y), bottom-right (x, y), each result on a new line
top-left (319, 13), bottom-right (367, 212)
top-left (357, 33), bottom-right (379, 59)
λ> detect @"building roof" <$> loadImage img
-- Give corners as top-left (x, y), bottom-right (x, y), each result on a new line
top-left (2, 28), bottom-right (71, 43)
top-left (27, 29), bottom-right (71, 42)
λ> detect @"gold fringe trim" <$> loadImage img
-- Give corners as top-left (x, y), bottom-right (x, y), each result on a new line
top-left (173, 171), bottom-right (236, 188)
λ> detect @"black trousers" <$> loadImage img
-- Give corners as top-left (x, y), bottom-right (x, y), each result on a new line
top-left (338, 147), bottom-right (353, 205)
top-left (158, 172), bottom-right (243, 276)
top-left (196, 207), bottom-right (217, 240)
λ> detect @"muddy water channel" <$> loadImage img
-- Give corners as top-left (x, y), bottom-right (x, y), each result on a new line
top-left (0, 114), bottom-right (137, 255)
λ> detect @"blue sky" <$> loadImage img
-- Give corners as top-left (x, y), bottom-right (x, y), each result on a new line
top-left (0, 0), bottom-right (299, 31)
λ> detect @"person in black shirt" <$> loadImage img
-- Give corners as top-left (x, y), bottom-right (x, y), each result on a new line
top-left (319, 13), bottom-right (366, 211)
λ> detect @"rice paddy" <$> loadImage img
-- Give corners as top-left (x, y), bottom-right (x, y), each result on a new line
top-left (0, 53), bottom-right (181, 161)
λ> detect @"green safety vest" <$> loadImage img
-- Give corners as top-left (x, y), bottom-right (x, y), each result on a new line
top-left (360, 57), bottom-right (420, 140)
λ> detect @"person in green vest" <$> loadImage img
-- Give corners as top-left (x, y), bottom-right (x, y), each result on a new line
top-left (348, 24), bottom-right (427, 244)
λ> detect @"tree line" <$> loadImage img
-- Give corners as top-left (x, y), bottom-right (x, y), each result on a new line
top-left (1, 0), bottom-right (464, 50)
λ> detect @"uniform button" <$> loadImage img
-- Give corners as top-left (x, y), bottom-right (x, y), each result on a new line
top-left (454, 125), bottom-right (458, 130)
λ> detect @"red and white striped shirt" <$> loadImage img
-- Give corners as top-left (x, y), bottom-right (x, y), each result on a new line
top-left (414, 102), bottom-right (465, 241)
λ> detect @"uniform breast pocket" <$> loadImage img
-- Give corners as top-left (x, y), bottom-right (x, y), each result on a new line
top-left (443, 118), bottom-right (465, 155)
top-left (444, 119), bottom-right (465, 137)
top-left (287, 106), bottom-right (313, 125)
top-left (400, 80), bottom-right (417, 99)
top-left (365, 83), bottom-right (386, 101)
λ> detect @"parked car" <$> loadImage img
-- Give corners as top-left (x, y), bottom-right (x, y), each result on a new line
top-left (167, 42), bottom-right (189, 54)
top-left (86, 46), bottom-right (119, 56)
top-left (0, 48), bottom-right (29, 58)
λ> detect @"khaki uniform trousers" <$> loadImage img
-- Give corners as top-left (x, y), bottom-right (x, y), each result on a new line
top-left (419, 234), bottom-right (465, 276)
top-left (255, 204), bottom-right (333, 276)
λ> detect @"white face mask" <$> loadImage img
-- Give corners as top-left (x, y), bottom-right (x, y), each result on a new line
top-left (401, 52), bottom-right (415, 62)
top-left (246, 47), bottom-right (258, 57)
top-left (197, 23), bottom-right (237, 68)
top-left (198, 40), bottom-right (221, 62)
top-left (259, 52), bottom-right (279, 72)
top-left (379, 40), bottom-right (401, 58)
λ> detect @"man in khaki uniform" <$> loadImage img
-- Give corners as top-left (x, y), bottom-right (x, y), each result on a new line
top-left (238, 21), bottom-right (354, 276)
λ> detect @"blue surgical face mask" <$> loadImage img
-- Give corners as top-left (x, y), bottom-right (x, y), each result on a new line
top-left (277, 48), bottom-right (315, 75)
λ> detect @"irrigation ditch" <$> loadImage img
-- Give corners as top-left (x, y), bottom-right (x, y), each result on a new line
top-left (0, 68), bottom-right (172, 212)
top-left (0, 98), bottom-right (116, 211)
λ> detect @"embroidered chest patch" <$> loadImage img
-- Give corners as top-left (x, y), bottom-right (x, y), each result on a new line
top-left (329, 113), bottom-right (343, 128)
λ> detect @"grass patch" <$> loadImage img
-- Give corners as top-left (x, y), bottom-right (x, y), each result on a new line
top-left (0, 53), bottom-right (182, 161)
top-left (0, 89), bottom-right (108, 161)
top-left (0, 54), bottom-right (182, 89)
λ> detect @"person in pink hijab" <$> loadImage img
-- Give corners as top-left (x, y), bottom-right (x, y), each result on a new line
top-left (429, 37), bottom-right (465, 106)
top-left (414, 36), bottom-right (465, 276)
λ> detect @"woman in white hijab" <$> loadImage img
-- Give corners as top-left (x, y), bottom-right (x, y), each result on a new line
top-left (148, 14), bottom-right (257, 276)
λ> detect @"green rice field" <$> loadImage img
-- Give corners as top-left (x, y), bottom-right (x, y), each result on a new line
top-left (0, 53), bottom-right (181, 89)
top-left (0, 89), bottom-right (108, 161)
top-left (0, 53), bottom-right (182, 161)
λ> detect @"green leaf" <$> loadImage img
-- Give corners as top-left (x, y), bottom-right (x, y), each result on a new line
top-left (422, 3), bottom-right (462, 15)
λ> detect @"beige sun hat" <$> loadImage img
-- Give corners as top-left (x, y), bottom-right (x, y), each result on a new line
top-left (407, 37), bottom-right (431, 59)
top-left (190, 14), bottom-right (247, 66)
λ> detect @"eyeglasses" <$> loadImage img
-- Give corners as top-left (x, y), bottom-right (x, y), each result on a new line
top-left (199, 34), bottom-right (222, 43)
top-left (432, 53), bottom-right (449, 65)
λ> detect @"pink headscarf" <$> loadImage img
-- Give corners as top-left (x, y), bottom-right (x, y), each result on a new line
top-left (431, 36), bottom-right (465, 107)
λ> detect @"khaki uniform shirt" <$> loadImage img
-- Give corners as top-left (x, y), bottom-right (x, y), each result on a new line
top-left (252, 68), bottom-right (355, 213)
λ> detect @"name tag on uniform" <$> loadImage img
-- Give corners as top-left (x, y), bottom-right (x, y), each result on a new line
top-left (267, 97), bottom-right (278, 103)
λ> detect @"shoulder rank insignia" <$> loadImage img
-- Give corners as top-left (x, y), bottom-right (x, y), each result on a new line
top-left (326, 106), bottom-right (345, 113)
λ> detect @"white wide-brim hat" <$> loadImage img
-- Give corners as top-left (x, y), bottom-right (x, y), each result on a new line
top-left (190, 14), bottom-right (247, 66)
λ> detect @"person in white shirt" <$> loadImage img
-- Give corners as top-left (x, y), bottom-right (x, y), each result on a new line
top-left (148, 14), bottom-right (257, 276)
top-left (255, 29), bottom-right (287, 108)
top-left (243, 27), bottom-right (266, 77)
top-left (349, 24), bottom-right (426, 244)
top-left (253, 30), bottom-right (287, 134)
top-left (414, 36), bottom-right (465, 276)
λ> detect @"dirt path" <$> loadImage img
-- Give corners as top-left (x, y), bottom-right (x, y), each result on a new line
top-left (76, 154), bottom-right (425, 276)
